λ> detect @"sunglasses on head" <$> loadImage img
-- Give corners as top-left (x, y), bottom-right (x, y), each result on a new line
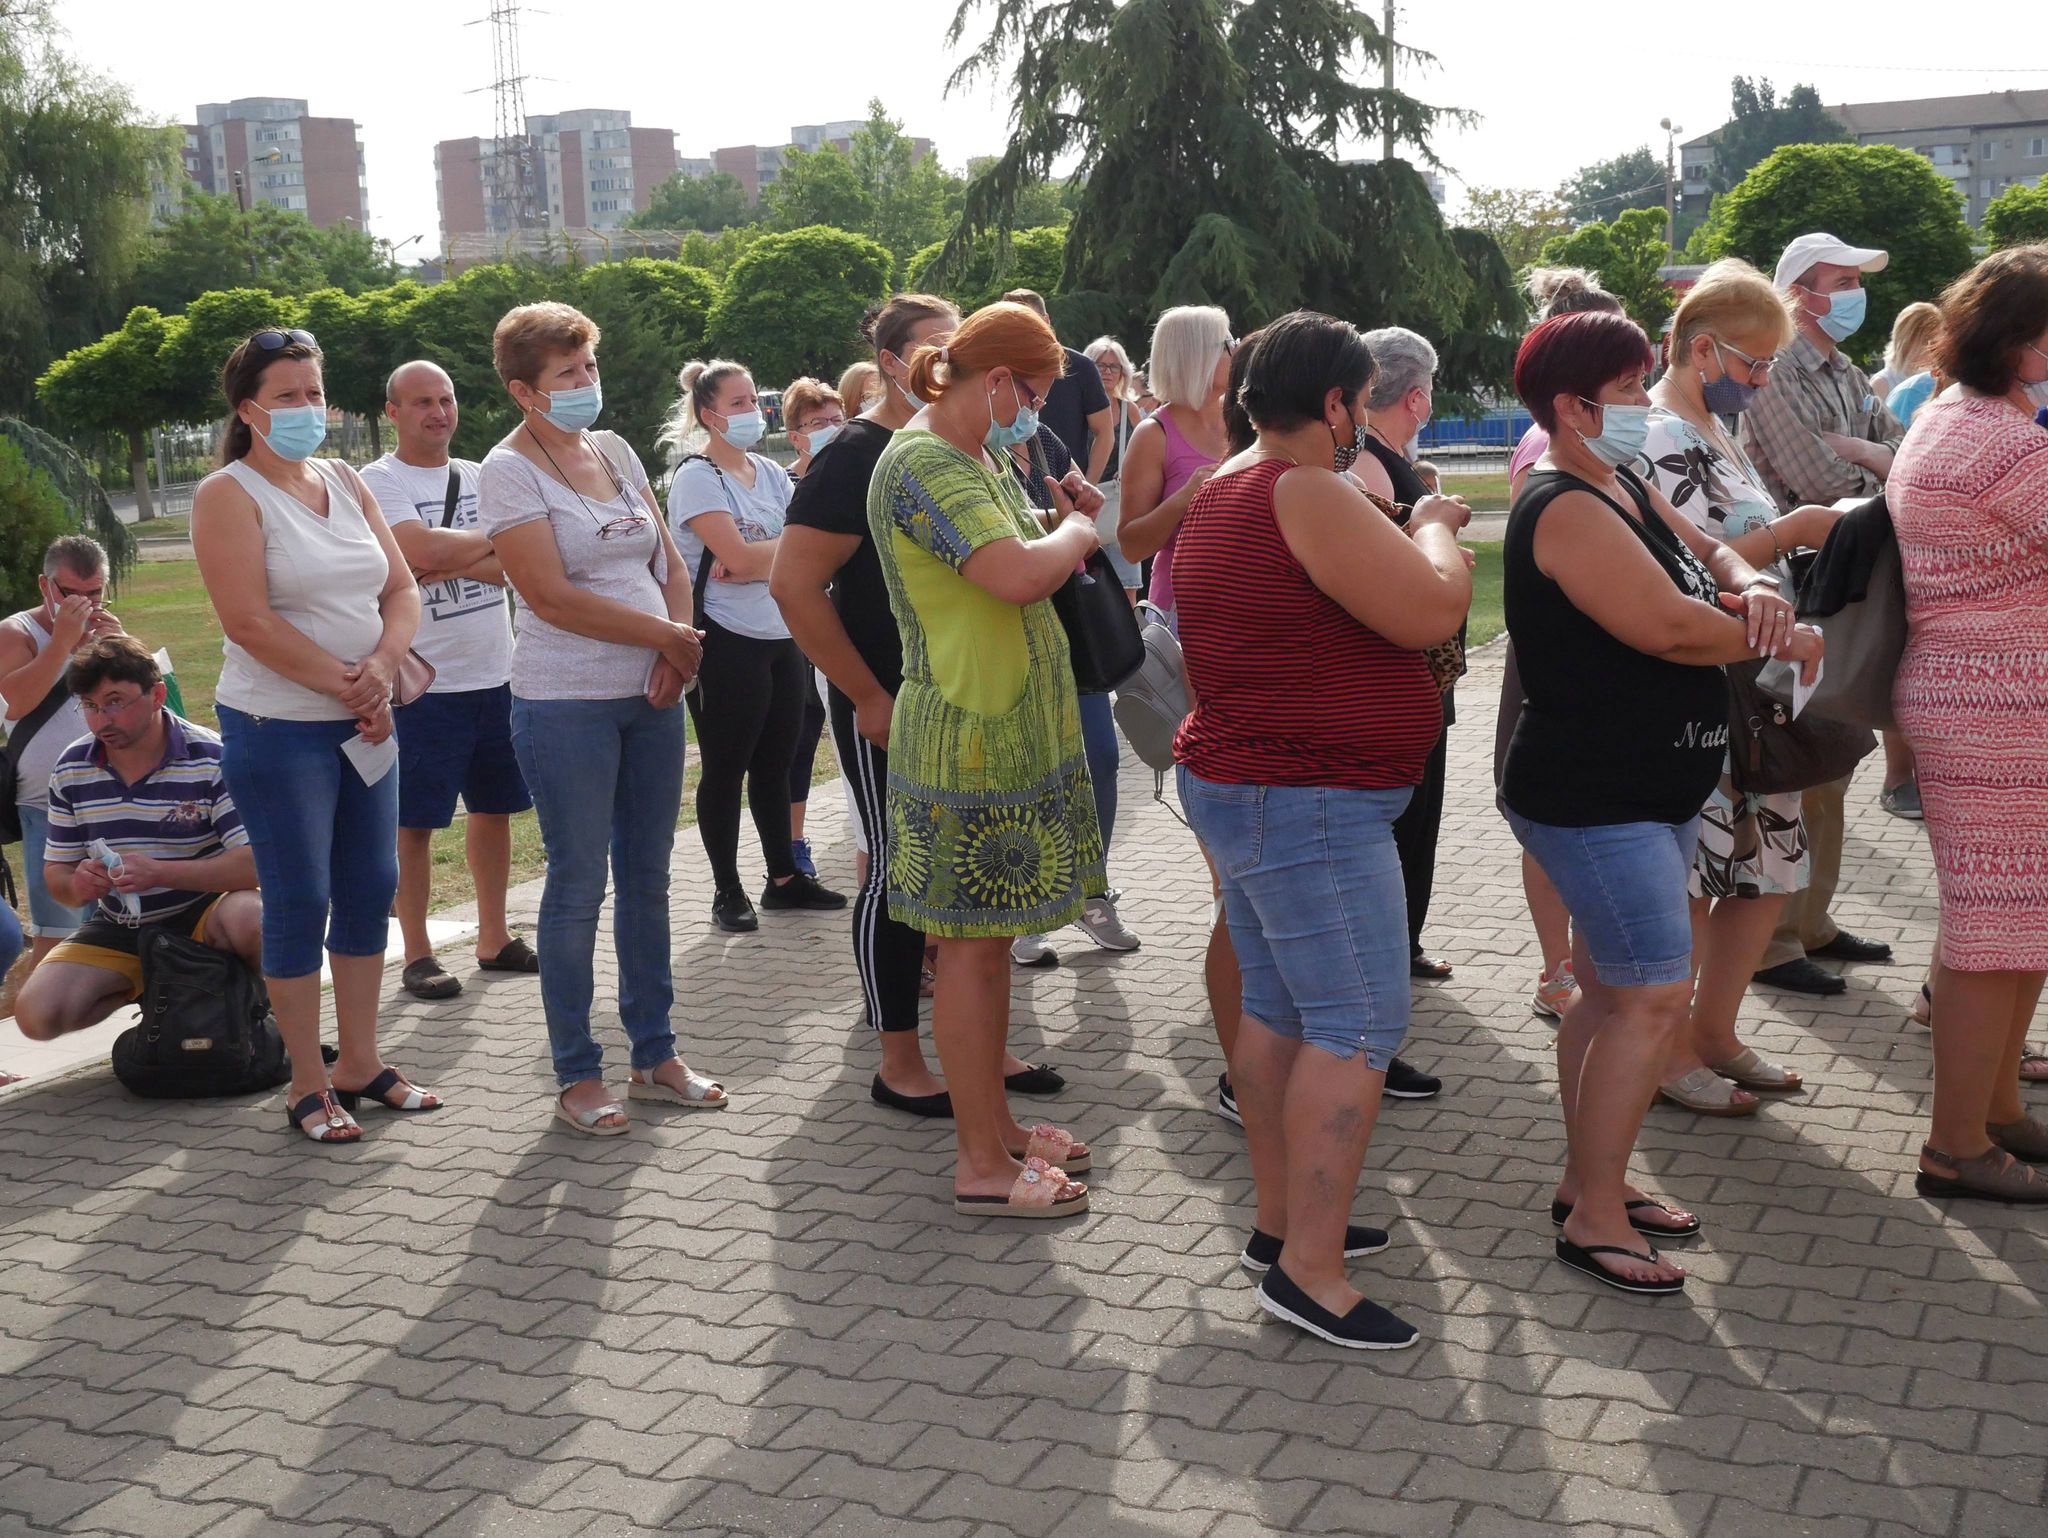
top-left (250, 328), bottom-right (318, 353)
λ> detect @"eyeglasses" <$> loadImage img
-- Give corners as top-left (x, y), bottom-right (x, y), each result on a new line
top-left (1710, 338), bottom-right (1774, 383)
top-left (250, 328), bottom-right (318, 353)
top-left (79, 692), bottom-right (149, 720)
top-left (524, 423), bottom-right (648, 540)
top-left (592, 513), bottom-right (650, 541)
top-left (52, 581), bottom-right (105, 604)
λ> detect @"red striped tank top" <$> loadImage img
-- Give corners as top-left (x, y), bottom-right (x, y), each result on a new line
top-left (1170, 459), bottom-right (1441, 788)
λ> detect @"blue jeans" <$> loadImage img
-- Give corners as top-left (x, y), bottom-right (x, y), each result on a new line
top-left (0, 895), bottom-right (22, 977)
top-left (217, 706), bottom-right (399, 978)
top-left (17, 804), bottom-right (86, 938)
top-left (1179, 769), bottom-right (1413, 1067)
top-left (512, 694), bottom-right (687, 1086)
top-left (1080, 691), bottom-right (1119, 871)
top-left (1505, 811), bottom-right (1700, 988)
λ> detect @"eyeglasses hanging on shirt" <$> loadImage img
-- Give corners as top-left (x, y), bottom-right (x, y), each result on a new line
top-left (525, 429), bottom-right (649, 540)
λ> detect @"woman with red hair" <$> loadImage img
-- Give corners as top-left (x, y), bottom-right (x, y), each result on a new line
top-left (1501, 309), bottom-right (1821, 1294)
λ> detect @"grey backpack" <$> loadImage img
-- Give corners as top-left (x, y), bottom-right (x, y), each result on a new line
top-left (1111, 604), bottom-right (1191, 818)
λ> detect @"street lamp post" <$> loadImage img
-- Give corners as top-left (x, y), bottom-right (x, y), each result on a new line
top-left (1659, 117), bottom-right (1682, 250)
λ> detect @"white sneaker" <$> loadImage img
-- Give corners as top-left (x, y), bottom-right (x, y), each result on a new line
top-left (1078, 892), bottom-right (1140, 951)
top-left (1011, 933), bottom-right (1058, 968)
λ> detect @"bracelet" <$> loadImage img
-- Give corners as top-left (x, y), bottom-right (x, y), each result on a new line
top-left (1767, 522), bottom-right (1785, 564)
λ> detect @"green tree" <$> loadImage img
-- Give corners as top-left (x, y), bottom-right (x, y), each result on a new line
top-left (0, 2), bottom-right (178, 414)
top-left (624, 170), bottom-right (755, 233)
top-left (0, 434), bottom-right (76, 610)
top-left (764, 146), bottom-right (877, 234)
top-left (1418, 228), bottom-right (1524, 417)
top-left (1707, 78), bottom-right (1847, 195)
top-left (1693, 143), bottom-right (1974, 364)
top-left (707, 226), bottom-right (893, 387)
top-left (409, 261), bottom-right (578, 459)
top-left (1556, 146), bottom-right (1665, 225)
top-left (943, 0), bottom-right (1486, 378)
top-left (964, 160), bottom-right (1078, 228)
top-left (906, 223), bottom-right (1068, 313)
top-left (574, 259), bottom-right (719, 466)
top-left (0, 416), bottom-right (132, 583)
top-left (1463, 186), bottom-right (1573, 270)
top-left (127, 190), bottom-right (395, 314)
top-left (157, 287), bottom-right (298, 430)
top-left (1984, 181), bottom-right (2048, 250)
top-left (299, 285), bottom-right (423, 458)
top-left (1537, 207), bottom-right (1674, 332)
top-left (846, 99), bottom-right (964, 264)
top-left (35, 305), bottom-right (180, 519)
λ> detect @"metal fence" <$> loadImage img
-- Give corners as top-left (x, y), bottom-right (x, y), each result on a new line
top-left (140, 415), bottom-right (385, 523)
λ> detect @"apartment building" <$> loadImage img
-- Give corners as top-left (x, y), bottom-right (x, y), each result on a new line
top-left (160, 98), bottom-right (369, 227)
top-left (712, 121), bottom-right (936, 204)
top-left (436, 107), bottom-right (679, 253)
top-left (1683, 88), bottom-right (2048, 224)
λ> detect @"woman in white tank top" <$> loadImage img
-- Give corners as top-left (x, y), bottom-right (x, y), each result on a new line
top-left (191, 327), bottom-right (428, 1146)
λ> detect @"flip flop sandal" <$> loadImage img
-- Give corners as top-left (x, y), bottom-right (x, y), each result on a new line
top-left (284, 1090), bottom-right (361, 1144)
top-left (335, 1067), bottom-right (443, 1113)
top-left (1019, 1123), bottom-right (1089, 1174)
top-left (628, 1065), bottom-right (728, 1109)
top-left (1910, 984), bottom-right (1932, 1027)
top-left (1549, 1198), bottom-right (1702, 1239)
top-left (554, 1090), bottom-right (629, 1136)
top-left (953, 1156), bottom-right (1088, 1219)
top-left (1555, 1236), bottom-right (1686, 1294)
top-left (1710, 1047), bottom-right (1805, 1094)
top-left (477, 937), bottom-right (540, 973)
top-left (2020, 1047), bottom-right (2048, 1084)
top-left (1409, 954), bottom-right (1453, 980)
top-left (1657, 1066), bottom-right (1761, 1117)
top-left (400, 957), bottom-right (462, 1000)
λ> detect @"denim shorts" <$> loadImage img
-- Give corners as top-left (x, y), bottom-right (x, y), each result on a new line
top-left (1505, 811), bottom-right (1700, 988)
top-left (1178, 768), bottom-right (1412, 1067)
top-left (394, 683), bottom-right (532, 829)
top-left (16, 804), bottom-right (87, 938)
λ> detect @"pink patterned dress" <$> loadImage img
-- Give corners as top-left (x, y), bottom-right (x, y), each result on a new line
top-left (1890, 395), bottom-right (2048, 971)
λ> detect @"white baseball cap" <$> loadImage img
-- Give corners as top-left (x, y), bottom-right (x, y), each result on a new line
top-left (1775, 232), bottom-right (1889, 290)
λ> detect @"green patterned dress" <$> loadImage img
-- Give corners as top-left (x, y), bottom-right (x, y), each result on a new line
top-left (867, 429), bottom-right (1104, 938)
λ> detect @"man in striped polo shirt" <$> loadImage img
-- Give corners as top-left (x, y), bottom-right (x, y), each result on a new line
top-left (12, 636), bottom-right (261, 1042)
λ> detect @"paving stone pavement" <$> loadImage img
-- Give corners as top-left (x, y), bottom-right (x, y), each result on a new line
top-left (0, 641), bottom-right (2041, 1538)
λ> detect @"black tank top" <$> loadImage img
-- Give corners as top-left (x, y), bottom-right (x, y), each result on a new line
top-left (1501, 467), bottom-right (1730, 827)
top-left (1358, 429), bottom-right (1460, 722)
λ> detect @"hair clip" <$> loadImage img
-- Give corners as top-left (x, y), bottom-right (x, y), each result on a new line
top-left (939, 344), bottom-right (951, 365)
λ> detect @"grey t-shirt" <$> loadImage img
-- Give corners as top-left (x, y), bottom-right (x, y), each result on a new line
top-left (478, 431), bottom-right (669, 701)
top-left (667, 453), bottom-right (793, 640)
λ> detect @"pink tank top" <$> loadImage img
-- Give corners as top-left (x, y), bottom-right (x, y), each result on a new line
top-left (1149, 407), bottom-right (1220, 614)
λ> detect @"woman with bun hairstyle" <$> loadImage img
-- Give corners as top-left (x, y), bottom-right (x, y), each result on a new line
top-left (867, 299), bottom-right (1104, 1217)
top-left (662, 359), bottom-right (846, 933)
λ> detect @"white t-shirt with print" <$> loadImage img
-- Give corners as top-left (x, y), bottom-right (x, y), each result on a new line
top-left (358, 454), bottom-right (512, 693)
top-left (667, 453), bottom-right (793, 641)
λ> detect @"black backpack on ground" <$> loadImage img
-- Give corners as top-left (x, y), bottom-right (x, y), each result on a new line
top-left (111, 925), bottom-right (290, 1098)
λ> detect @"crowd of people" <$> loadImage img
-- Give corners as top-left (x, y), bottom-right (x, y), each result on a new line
top-left (3, 232), bottom-right (2045, 1349)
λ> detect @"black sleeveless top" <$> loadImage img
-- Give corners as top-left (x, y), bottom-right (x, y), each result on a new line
top-left (1358, 429), bottom-right (1459, 722)
top-left (1501, 467), bottom-right (1729, 827)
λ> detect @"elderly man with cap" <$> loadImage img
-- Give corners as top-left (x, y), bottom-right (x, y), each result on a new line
top-left (1740, 233), bottom-right (1901, 997)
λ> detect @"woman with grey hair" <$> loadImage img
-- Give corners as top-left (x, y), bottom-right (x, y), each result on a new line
top-left (1352, 330), bottom-right (1460, 1093)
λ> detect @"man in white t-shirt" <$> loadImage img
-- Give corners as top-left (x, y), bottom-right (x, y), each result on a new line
top-left (358, 360), bottom-right (535, 1000)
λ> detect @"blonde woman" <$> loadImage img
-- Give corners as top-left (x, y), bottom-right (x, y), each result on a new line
top-left (1634, 260), bottom-right (1848, 1121)
top-left (1872, 301), bottom-right (1943, 402)
top-left (1115, 305), bottom-right (1235, 624)
top-left (835, 360), bottom-right (883, 419)
top-left (1082, 335), bottom-right (1147, 593)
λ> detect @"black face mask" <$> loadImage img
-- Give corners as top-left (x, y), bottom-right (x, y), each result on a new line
top-left (1331, 418), bottom-right (1366, 472)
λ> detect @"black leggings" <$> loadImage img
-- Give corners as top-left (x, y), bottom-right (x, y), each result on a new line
top-left (685, 619), bottom-right (806, 891)
top-left (1394, 690), bottom-right (1453, 953)
top-left (788, 665), bottom-right (828, 804)
top-left (829, 684), bottom-right (924, 1032)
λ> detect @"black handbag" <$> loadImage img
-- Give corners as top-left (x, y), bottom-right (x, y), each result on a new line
top-left (1053, 548), bottom-right (1146, 694)
top-left (1727, 660), bottom-right (1876, 796)
top-left (111, 925), bottom-right (289, 1098)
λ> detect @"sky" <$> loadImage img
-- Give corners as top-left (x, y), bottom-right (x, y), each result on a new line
top-left (52, 0), bottom-right (2043, 260)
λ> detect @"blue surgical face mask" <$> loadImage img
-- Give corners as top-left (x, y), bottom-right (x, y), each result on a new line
top-left (539, 381), bottom-right (603, 432)
top-left (801, 423), bottom-right (841, 454)
top-left (1812, 287), bottom-right (1867, 344)
top-left (253, 402), bottom-right (328, 462)
top-left (1700, 342), bottom-right (1759, 416)
top-left (984, 376), bottom-right (1039, 451)
top-left (715, 408), bottom-right (766, 450)
top-left (1577, 398), bottom-right (1652, 468)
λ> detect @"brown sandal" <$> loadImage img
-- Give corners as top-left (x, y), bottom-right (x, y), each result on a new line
top-left (2020, 1047), bottom-right (2048, 1084)
top-left (1915, 1143), bottom-right (2048, 1204)
top-left (1988, 1115), bottom-right (2048, 1164)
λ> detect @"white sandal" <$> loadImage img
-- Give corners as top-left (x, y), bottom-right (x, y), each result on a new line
top-left (628, 1062), bottom-right (728, 1109)
top-left (1709, 1047), bottom-right (1805, 1094)
top-left (1657, 1066), bottom-right (1760, 1117)
top-left (554, 1089), bottom-right (629, 1136)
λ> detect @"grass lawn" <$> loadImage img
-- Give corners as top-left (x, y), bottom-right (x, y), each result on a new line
top-left (1468, 542), bottom-right (1504, 648)
top-left (1436, 471), bottom-right (1512, 512)
top-left (132, 514), bottom-right (190, 539)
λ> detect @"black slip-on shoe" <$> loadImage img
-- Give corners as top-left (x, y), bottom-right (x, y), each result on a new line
top-left (1255, 1262), bottom-right (1419, 1350)
top-left (712, 887), bottom-right (758, 933)
top-left (1382, 1057), bottom-right (1442, 1100)
top-left (871, 1074), bottom-right (953, 1119)
top-left (1241, 1224), bottom-right (1390, 1274)
top-left (760, 873), bottom-right (848, 911)
top-left (1807, 931), bottom-right (1893, 964)
top-left (1752, 958), bottom-right (1846, 996)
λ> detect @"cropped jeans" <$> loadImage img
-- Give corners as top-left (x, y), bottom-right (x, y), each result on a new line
top-left (511, 694), bottom-right (688, 1086)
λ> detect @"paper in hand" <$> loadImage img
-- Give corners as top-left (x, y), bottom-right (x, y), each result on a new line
top-left (341, 731), bottom-right (399, 786)
top-left (1791, 628), bottom-right (1823, 720)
